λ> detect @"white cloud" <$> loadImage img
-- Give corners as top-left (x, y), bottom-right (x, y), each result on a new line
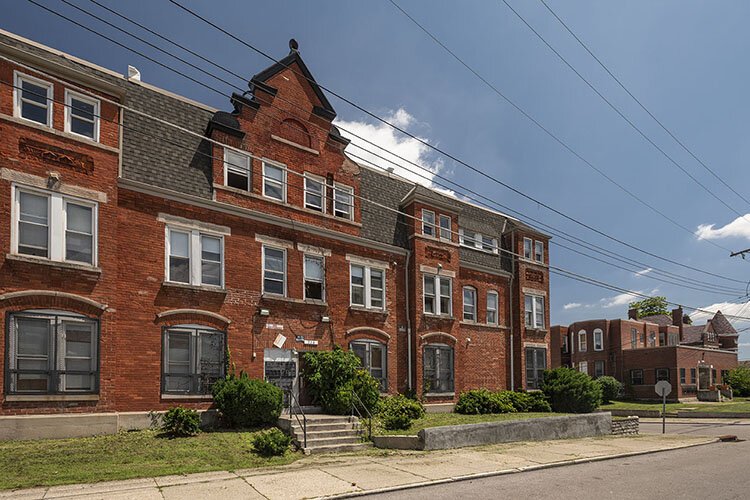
top-left (695, 214), bottom-right (750, 240)
top-left (634, 268), bottom-right (652, 277)
top-left (689, 300), bottom-right (750, 323)
top-left (335, 108), bottom-right (445, 189)
top-left (600, 291), bottom-right (641, 309)
top-left (563, 302), bottom-right (582, 310)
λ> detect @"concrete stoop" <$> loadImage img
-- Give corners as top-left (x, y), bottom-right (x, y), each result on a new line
top-left (278, 413), bottom-right (372, 455)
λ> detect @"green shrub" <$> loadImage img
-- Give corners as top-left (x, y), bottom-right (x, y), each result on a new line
top-left (212, 373), bottom-right (283, 428)
top-left (725, 367), bottom-right (750, 397)
top-left (303, 348), bottom-right (380, 415)
top-left (525, 391), bottom-right (552, 412)
top-left (596, 376), bottom-right (623, 403)
top-left (378, 394), bottom-right (425, 430)
top-left (541, 367), bottom-right (602, 413)
top-left (161, 406), bottom-right (201, 437)
top-left (504, 391), bottom-right (532, 412)
top-left (251, 428), bottom-right (292, 457)
top-left (455, 389), bottom-right (515, 415)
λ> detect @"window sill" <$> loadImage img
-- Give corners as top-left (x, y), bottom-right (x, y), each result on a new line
top-left (424, 392), bottom-right (455, 398)
top-left (0, 113), bottom-right (120, 154)
top-left (459, 321), bottom-right (504, 329)
top-left (161, 394), bottom-right (213, 400)
top-left (5, 253), bottom-right (101, 273)
top-left (5, 394), bottom-right (99, 402)
top-left (260, 294), bottom-right (328, 306)
top-left (423, 314), bottom-right (455, 320)
top-left (349, 305), bottom-right (388, 315)
top-left (525, 327), bottom-right (548, 334)
top-left (519, 257), bottom-right (548, 268)
top-left (161, 281), bottom-right (227, 293)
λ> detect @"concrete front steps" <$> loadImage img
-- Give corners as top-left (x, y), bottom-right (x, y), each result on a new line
top-left (278, 412), bottom-right (372, 454)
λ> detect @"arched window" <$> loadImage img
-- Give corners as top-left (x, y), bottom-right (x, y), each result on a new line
top-left (162, 325), bottom-right (225, 395)
top-left (350, 339), bottom-right (387, 392)
top-left (593, 328), bottom-right (604, 351)
top-left (462, 286), bottom-right (477, 322)
top-left (7, 310), bottom-right (99, 395)
top-left (423, 343), bottom-right (454, 394)
top-left (578, 329), bottom-right (587, 352)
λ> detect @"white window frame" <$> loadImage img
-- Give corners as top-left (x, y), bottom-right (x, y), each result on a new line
top-left (262, 161), bottom-right (287, 202)
top-left (349, 264), bottom-right (386, 310)
top-left (333, 183), bottom-right (354, 220)
top-left (578, 329), bottom-right (587, 352)
top-left (593, 328), bottom-right (604, 351)
top-left (463, 286), bottom-right (477, 322)
top-left (422, 209), bottom-right (436, 238)
top-left (224, 148), bottom-right (252, 191)
top-left (423, 274), bottom-right (452, 316)
top-left (523, 237), bottom-right (533, 259)
top-left (524, 294), bottom-right (545, 329)
top-left (303, 253), bottom-right (325, 301)
top-left (14, 71), bottom-right (53, 127)
top-left (579, 361), bottom-right (588, 375)
top-left (165, 226), bottom-right (224, 288)
top-left (487, 290), bottom-right (499, 325)
top-left (439, 214), bottom-right (451, 241)
top-left (11, 185), bottom-right (98, 267)
top-left (64, 89), bottom-right (100, 142)
top-left (458, 227), bottom-right (498, 254)
top-left (303, 173), bottom-right (326, 213)
top-left (534, 240), bottom-right (544, 262)
top-left (262, 245), bottom-right (287, 296)
top-left (561, 334), bottom-right (569, 354)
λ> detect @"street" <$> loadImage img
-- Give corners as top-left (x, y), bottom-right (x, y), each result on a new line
top-left (365, 420), bottom-right (750, 500)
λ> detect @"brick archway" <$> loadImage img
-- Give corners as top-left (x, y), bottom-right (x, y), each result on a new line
top-left (155, 309), bottom-right (231, 331)
top-left (0, 290), bottom-right (107, 317)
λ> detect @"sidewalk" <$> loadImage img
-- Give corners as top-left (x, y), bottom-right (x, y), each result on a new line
top-left (1, 434), bottom-right (716, 500)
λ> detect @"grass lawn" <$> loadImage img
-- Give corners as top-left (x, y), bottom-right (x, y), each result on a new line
top-left (374, 412), bottom-right (564, 436)
top-left (601, 397), bottom-right (750, 414)
top-left (0, 429), bottom-right (299, 491)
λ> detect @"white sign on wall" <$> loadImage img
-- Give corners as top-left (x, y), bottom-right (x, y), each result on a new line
top-left (273, 334), bottom-right (287, 348)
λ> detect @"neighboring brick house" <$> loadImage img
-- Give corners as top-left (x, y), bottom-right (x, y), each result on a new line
top-left (552, 307), bottom-right (738, 401)
top-left (0, 30), bottom-right (551, 428)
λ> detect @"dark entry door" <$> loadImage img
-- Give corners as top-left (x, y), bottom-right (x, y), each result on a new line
top-left (264, 348), bottom-right (297, 406)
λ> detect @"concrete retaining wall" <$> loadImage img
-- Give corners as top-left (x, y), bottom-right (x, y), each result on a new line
top-left (371, 435), bottom-right (422, 450)
top-left (607, 409), bottom-right (661, 418)
top-left (611, 416), bottom-right (639, 436)
top-left (0, 410), bottom-right (218, 441)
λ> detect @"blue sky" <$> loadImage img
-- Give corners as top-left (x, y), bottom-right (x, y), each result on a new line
top-left (5, 1), bottom-right (750, 356)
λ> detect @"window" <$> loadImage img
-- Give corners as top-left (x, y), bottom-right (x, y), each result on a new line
top-left (460, 229), bottom-right (478, 247)
top-left (482, 235), bottom-right (496, 253)
top-left (166, 227), bottom-right (223, 287)
top-left (579, 361), bottom-right (588, 375)
top-left (593, 328), bottom-right (603, 351)
top-left (690, 368), bottom-right (696, 384)
top-left (668, 333), bottom-right (679, 346)
top-left (350, 264), bottom-right (385, 309)
top-left (422, 209), bottom-right (436, 237)
top-left (648, 331), bottom-right (656, 347)
top-left (13, 187), bottom-right (97, 265)
top-left (7, 311), bottom-right (98, 394)
top-left (224, 149), bottom-right (251, 191)
top-left (162, 326), bottom-right (225, 395)
top-left (439, 215), bottom-right (451, 241)
top-left (463, 286), bottom-right (477, 321)
top-left (680, 368), bottom-right (686, 384)
top-left (262, 162), bottom-right (286, 201)
top-left (561, 334), bottom-right (569, 354)
top-left (594, 360), bottom-right (605, 378)
top-left (350, 340), bottom-right (387, 392)
top-left (423, 275), bottom-right (451, 316)
top-left (14, 71), bottom-right (53, 126)
top-left (534, 241), bottom-right (544, 262)
top-left (524, 295), bottom-right (545, 329)
top-left (659, 331), bottom-right (666, 346)
top-left (526, 347), bottom-right (546, 389)
top-left (578, 330), bottom-right (587, 352)
top-left (721, 370), bottom-right (729, 383)
top-left (262, 246), bottom-right (286, 295)
top-left (656, 368), bottom-right (669, 382)
top-left (303, 254), bottom-right (325, 301)
top-left (304, 173), bottom-right (325, 212)
top-left (523, 237), bottom-right (532, 259)
top-left (630, 369), bottom-right (644, 385)
top-left (630, 328), bottom-right (638, 349)
top-left (423, 344), bottom-right (454, 393)
top-left (333, 184), bottom-right (354, 220)
top-left (64, 90), bottom-right (99, 141)
top-left (459, 228), bottom-right (497, 254)
top-left (487, 291), bottom-right (498, 325)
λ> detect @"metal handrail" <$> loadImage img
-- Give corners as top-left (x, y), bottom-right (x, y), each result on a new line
top-left (286, 389), bottom-right (307, 449)
top-left (350, 390), bottom-right (373, 441)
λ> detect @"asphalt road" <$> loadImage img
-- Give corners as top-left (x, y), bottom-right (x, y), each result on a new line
top-left (365, 420), bottom-right (750, 500)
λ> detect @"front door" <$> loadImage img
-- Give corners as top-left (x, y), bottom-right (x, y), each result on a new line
top-left (264, 348), bottom-right (298, 407)
top-left (698, 365), bottom-right (711, 390)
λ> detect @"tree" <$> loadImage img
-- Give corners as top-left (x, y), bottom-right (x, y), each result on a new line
top-left (629, 296), bottom-right (669, 318)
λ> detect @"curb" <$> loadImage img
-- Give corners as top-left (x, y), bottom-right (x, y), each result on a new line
top-left (321, 438), bottom-right (719, 499)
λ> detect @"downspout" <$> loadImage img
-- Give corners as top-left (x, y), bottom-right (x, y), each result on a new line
top-left (405, 249), bottom-right (413, 391)
top-left (509, 229), bottom-right (515, 391)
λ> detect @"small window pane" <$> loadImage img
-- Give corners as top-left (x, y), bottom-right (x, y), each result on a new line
top-left (304, 255), bottom-right (324, 300)
top-left (17, 318), bottom-right (49, 357)
top-left (263, 247), bottom-right (285, 295)
top-left (18, 192), bottom-right (49, 257)
top-left (66, 204), bottom-right (93, 264)
top-left (334, 186), bottom-right (353, 219)
top-left (200, 235), bottom-right (222, 286)
top-left (305, 176), bottom-right (324, 211)
top-left (169, 231), bottom-right (190, 283)
top-left (71, 115), bottom-right (95, 138)
top-left (225, 150), bottom-right (250, 191)
top-left (21, 80), bottom-right (48, 105)
top-left (263, 164), bottom-right (285, 201)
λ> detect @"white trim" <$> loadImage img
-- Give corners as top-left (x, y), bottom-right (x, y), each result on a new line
top-left (64, 89), bottom-right (100, 142)
top-left (1, 168), bottom-right (107, 203)
top-left (523, 237), bottom-right (533, 260)
top-left (422, 209), bottom-right (436, 238)
top-left (223, 147), bottom-right (251, 191)
top-left (333, 182), bottom-right (354, 221)
top-left (345, 326), bottom-right (392, 340)
top-left (303, 172), bottom-right (326, 213)
top-left (255, 234), bottom-right (294, 249)
top-left (157, 213), bottom-right (230, 235)
top-left (578, 329), bottom-right (587, 352)
top-left (271, 134), bottom-right (319, 155)
top-left (462, 286), bottom-right (477, 322)
top-left (534, 240), bottom-right (544, 263)
top-left (423, 273), bottom-right (452, 317)
top-left (164, 226), bottom-right (224, 288)
top-left (262, 244), bottom-right (287, 297)
top-left (13, 70), bottom-right (53, 127)
top-left (349, 263), bottom-right (386, 310)
top-left (419, 264), bottom-right (456, 278)
top-left (458, 226), bottom-right (498, 254)
top-left (522, 287), bottom-right (547, 297)
top-left (487, 290), bottom-right (499, 326)
top-left (297, 243), bottom-right (331, 256)
top-left (303, 253), bottom-right (325, 301)
top-left (523, 342), bottom-right (547, 348)
top-left (346, 254), bottom-right (391, 269)
top-left (439, 214), bottom-right (452, 242)
top-left (593, 328), bottom-right (604, 352)
top-left (156, 308), bottom-right (231, 325)
top-left (262, 160), bottom-right (287, 202)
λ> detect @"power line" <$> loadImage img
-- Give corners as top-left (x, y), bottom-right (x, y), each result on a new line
top-left (538, 0), bottom-right (750, 209)
top-left (22, 0), bottom-right (749, 290)
top-left (500, 0), bottom-right (750, 222)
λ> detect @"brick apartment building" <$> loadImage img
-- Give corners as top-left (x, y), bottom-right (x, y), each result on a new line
top-left (551, 307), bottom-right (738, 401)
top-left (0, 30), bottom-right (551, 429)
